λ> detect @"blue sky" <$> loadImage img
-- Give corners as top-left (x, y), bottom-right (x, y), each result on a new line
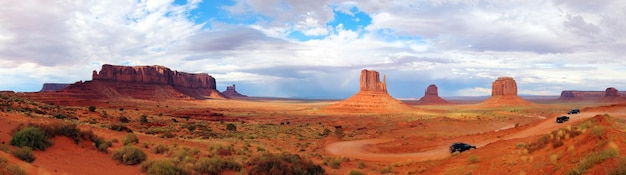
top-left (1, 0), bottom-right (625, 99)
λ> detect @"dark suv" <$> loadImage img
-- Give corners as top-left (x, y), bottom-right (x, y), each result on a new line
top-left (556, 116), bottom-right (569, 123)
top-left (568, 108), bottom-right (580, 114)
top-left (449, 142), bottom-right (476, 153)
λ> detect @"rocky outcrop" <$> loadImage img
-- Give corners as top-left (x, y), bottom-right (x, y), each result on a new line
top-left (360, 69), bottom-right (387, 93)
top-left (61, 64), bottom-right (224, 100)
top-left (221, 84), bottom-right (248, 98)
top-left (558, 88), bottom-right (626, 101)
top-left (481, 77), bottom-right (530, 106)
top-left (40, 83), bottom-right (70, 92)
top-left (491, 77), bottom-right (517, 96)
top-left (324, 69), bottom-right (412, 113)
top-left (416, 84), bottom-right (450, 105)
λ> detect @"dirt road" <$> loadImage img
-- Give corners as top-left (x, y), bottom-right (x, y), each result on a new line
top-left (325, 112), bottom-right (614, 162)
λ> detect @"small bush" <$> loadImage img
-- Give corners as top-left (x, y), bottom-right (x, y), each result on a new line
top-left (348, 170), bottom-right (366, 175)
top-left (152, 144), bottom-right (169, 154)
top-left (11, 147), bottom-right (35, 163)
top-left (97, 140), bottom-right (112, 153)
top-left (119, 116), bottom-right (129, 123)
top-left (10, 126), bottom-right (51, 150)
top-left (142, 159), bottom-right (187, 175)
top-left (569, 148), bottom-right (618, 175)
top-left (139, 115), bottom-right (148, 125)
top-left (112, 145), bottom-right (147, 165)
top-left (194, 157), bottom-right (242, 175)
top-left (109, 124), bottom-right (132, 132)
top-left (590, 126), bottom-right (605, 137)
top-left (123, 133), bottom-right (139, 145)
top-left (226, 123), bottom-right (236, 132)
top-left (468, 155), bottom-right (480, 164)
top-left (88, 106), bottom-right (96, 112)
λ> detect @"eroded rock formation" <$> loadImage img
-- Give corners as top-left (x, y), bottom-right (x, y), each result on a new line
top-left (559, 88), bottom-right (626, 101)
top-left (60, 64), bottom-right (224, 100)
top-left (606, 87), bottom-right (619, 97)
top-left (324, 69), bottom-right (411, 112)
top-left (416, 84), bottom-right (449, 105)
top-left (221, 84), bottom-right (248, 98)
top-left (40, 83), bottom-right (70, 92)
top-left (482, 77), bottom-right (530, 106)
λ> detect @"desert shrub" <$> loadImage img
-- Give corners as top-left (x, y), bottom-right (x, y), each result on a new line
top-left (11, 147), bottom-right (35, 163)
top-left (140, 115), bottom-right (148, 125)
top-left (569, 148), bottom-right (618, 175)
top-left (590, 125), bottom-right (605, 137)
top-left (112, 145), bottom-right (147, 165)
top-left (607, 158), bottom-right (626, 175)
top-left (119, 116), bottom-right (130, 123)
top-left (88, 106), bottom-right (96, 112)
top-left (194, 157), bottom-right (242, 175)
top-left (1, 157), bottom-right (27, 175)
top-left (348, 170), bottom-right (365, 175)
top-left (357, 161), bottom-right (366, 169)
top-left (467, 155), bottom-right (480, 164)
top-left (109, 123), bottom-right (132, 132)
top-left (247, 152), bottom-right (324, 175)
top-left (53, 113), bottom-right (67, 119)
top-left (142, 159), bottom-right (188, 175)
top-left (323, 157), bottom-right (346, 169)
top-left (186, 123), bottom-right (196, 132)
top-left (380, 165), bottom-right (393, 174)
top-left (10, 126), bottom-right (51, 150)
top-left (226, 123), bottom-right (236, 132)
top-left (97, 140), bottom-right (112, 153)
top-left (152, 144), bottom-right (169, 154)
top-left (123, 133), bottom-right (139, 145)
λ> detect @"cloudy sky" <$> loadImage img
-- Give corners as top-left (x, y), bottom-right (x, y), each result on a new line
top-left (1, 0), bottom-right (625, 99)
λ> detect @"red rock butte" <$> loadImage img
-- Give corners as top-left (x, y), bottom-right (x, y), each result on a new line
top-left (481, 77), bottom-right (531, 106)
top-left (324, 69), bottom-right (412, 112)
top-left (416, 84), bottom-right (450, 105)
top-left (56, 64), bottom-right (225, 101)
top-left (221, 84), bottom-right (248, 98)
top-left (559, 87), bottom-right (626, 101)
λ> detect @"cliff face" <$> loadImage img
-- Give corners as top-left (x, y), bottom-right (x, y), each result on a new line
top-left (62, 64), bottom-right (224, 100)
top-left (221, 84), bottom-right (248, 98)
top-left (491, 77), bottom-right (517, 96)
top-left (40, 83), bottom-right (70, 92)
top-left (93, 64), bottom-right (216, 89)
top-left (416, 84), bottom-right (449, 105)
top-left (360, 69), bottom-right (387, 93)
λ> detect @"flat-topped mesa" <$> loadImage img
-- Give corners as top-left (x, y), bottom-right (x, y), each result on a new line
top-left (221, 84), bottom-right (248, 98)
top-left (92, 64), bottom-right (216, 89)
top-left (40, 83), bottom-right (70, 92)
top-left (416, 84), bottom-right (450, 105)
top-left (491, 77), bottom-right (517, 96)
top-left (360, 69), bottom-right (387, 93)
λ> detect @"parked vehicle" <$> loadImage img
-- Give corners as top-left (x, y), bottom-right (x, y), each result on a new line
top-left (449, 142), bottom-right (476, 153)
top-left (568, 108), bottom-right (580, 114)
top-left (556, 116), bottom-right (570, 123)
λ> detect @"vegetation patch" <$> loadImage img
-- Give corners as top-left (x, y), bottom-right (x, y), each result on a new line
top-left (10, 126), bottom-right (51, 150)
top-left (11, 147), bottom-right (35, 163)
top-left (569, 148), bottom-right (619, 175)
top-left (247, 152), bottom-right (325, 175)
top-left (112, 145), bottom-right (147, 165)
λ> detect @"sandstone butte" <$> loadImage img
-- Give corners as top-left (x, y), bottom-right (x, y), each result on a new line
top-left (415, 84), bottom-right (450, 105)
top-left (39, 83), bottom-right (70, 92)
top-left (324, 69), bottom-right (412, 113)
top-left (481, 77), bottom-right (531, 106)
top-left (221, 84), bottom-right (248, 98)
top-left (60, 64), bottom-right (225, 100)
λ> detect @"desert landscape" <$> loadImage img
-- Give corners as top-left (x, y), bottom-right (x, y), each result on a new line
top-left (1, 64), bottom-right (625, 175)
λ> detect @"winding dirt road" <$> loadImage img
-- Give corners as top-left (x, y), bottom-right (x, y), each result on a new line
top-left (325, 112), bottom-right (616, 162)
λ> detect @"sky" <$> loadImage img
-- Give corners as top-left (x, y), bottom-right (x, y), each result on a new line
top-left (1, 0), bottom-right (625, 99)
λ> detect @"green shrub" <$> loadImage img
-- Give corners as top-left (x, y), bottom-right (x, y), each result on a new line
top-left (1, 156), bottom-right (27, 175)
top-left (88, 106), bottom-right (96, 112)
top-left (10, 126), bottom-right (51, 150)
top-left (380, 166), bottom-right (393, 174)
top-left (194, 157), bottom-right (242, 175)
top-left (112, 145), bottom-right (147, 165)
top-left (11, 147), bottom-right (35, 163)
top-left (569, 148), bottom-right (618, 175)
top-left (226, 123), bottom-right (236, 132)
top-left (348, 170), bottom-right (365, 175)
top-left (142, 159), bottom-right (187, 175)
top-left (247, 152), bottom-right (324, 175)
top-left (97, 140), bottom-right (112, 153)
top-left (152, 144), bottom-right (169, 154)
top-left (590, 125), bottom-right (605, 137)
top-left (357, 161), bottom-right (366, 169)
top-left (119, 116), bottom-right (129, 123)
top-left (123, 133), bottom-right (139, 145)
top-left (140, 115), bottom-right (148, 125)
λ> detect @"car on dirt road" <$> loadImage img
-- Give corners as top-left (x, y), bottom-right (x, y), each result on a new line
top-left (568, 108), bottom-right (580, 114)
top-left (449, 142), bottom-right (476, 153)
top-left (556, 116), bottom-right (570, 123)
